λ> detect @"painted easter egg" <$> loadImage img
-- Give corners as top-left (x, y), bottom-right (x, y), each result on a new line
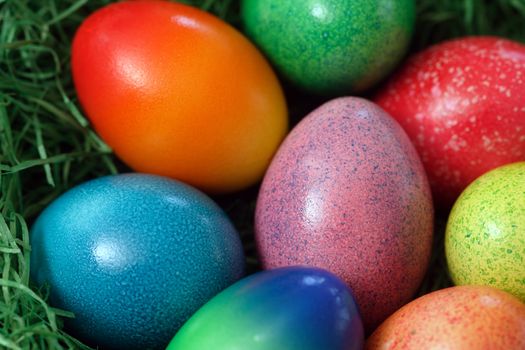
top-left (255, 97), bottom-right (434, 331)
top-left (30, 174), bottom-right (245, 349)
top-left (366, 285), bottom-right (525, 349)
top-left (374, 36), bottom-right (525, 208)
top-left (167, 267), bottom-right (364, 350)
top-left (72, 0), bottom-right (287, 193)
top-left (241, 0), bottom-right (415, 95)
top-left (446, 162), bottom-right (525, 301)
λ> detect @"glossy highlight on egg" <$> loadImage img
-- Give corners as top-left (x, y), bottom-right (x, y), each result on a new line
top-left (30, 174), bottom-right (245, 349)
top-left (255, 97), bottom-right (434, 331)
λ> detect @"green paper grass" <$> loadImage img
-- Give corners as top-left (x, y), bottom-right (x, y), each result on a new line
top-left (0, 0), bottom-right (523, 348)
top-left (414, 0), bottom-right (525, 48)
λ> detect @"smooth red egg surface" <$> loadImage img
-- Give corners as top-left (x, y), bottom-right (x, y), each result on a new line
top-left (72, 0), bottom-right (287, 193)
top-left (374, 36), bottom-right (525, 208)
top-left (366, 285), bottom-right (525, 349)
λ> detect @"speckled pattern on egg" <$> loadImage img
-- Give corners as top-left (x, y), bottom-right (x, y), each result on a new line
top-left (366, 285), bottom-right (525, 349)
top-left (375, 36), bottom-right (525, 208)
top-left (255, 97), bottom-right (434, 332)
top-left (30, 174), bottom-right (245, 350)
top-left (241, 0), bottom-right (415, 95)
top-left (446, 162), bottom-right (525, 301)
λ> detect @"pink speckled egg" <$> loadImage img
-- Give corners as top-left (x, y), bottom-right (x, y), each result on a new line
top-left (255, 97), bottom-right (434, 332)
top-left (374, 36), bottom-right (525, 209)
top-left (366, 285), bottom-right (525, 349)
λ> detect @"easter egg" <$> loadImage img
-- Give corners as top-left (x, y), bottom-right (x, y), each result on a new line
top-left (366, 285), bottom-right (525, 349)
top-left (71, 0), bottom-right (287, 194)
top-left (374, 36), bottom-right (525, 208)
top-left (255, 97), bottom-right (434, 331)
top-left (241, 0), bottom-right (415, 95)
top-left (445, 162), bottom-right (525, 301)
top-left (167, 267), bottom-right (364, 350)
top-left (30, 174), bottom-right (245, 349)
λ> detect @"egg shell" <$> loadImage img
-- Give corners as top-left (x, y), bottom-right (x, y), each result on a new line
top-left (366, 285), bottom-right (525, 349)
top-left (167, 266), bottom-right (364, 350)
top-left (446, 162), bottom-right (525, 301)
top-left (255, 97), bottom-right (434, 331)
top-left (72, 0), bottom-right (287, 193)
top-left (30, 174), bottom-right (245, 350)
top-left (374, 36), bottom-right (525, 208)
top-left (241, 0), bottom-right (415, 95)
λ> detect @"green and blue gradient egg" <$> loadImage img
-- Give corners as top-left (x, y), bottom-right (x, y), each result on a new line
top-left (241, 0), bottom-right (415, 95)
top-left (446, 162), bottom-right (525, 301)
top-left (30, 174), bottom-right (245, 350)
top-left (167, 266), bottom-right (364, 350)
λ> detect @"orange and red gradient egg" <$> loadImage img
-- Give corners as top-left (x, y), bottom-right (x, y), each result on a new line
top-left (72, 0), bottom-right (287, 193)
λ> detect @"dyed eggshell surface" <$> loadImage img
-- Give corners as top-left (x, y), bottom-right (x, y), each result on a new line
top-left (30, 174), bottom-right (245, 350)
top-left (375, 36), bottom-right (525, 208)
top-left (72, 0), bottom-right (287, 193)
top-left (255, 97), bottom-right (434, 331)
top-left (241, 0), bottom-right (415, 95)
top-left (366, 285), bottom-right (525, 349)
top-left (446, 162), bottom-right (525, 301)
top-left (167, 267), bottom-right (364, 350)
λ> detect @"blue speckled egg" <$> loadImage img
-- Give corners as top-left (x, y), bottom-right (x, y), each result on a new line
top-left (30, 174), bottom-right (245, 350)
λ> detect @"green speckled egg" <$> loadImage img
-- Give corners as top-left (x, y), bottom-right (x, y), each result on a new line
top-left (241, 0), bottom-right (415, 95)
top-left (446, 162), bottom-right (525, 301)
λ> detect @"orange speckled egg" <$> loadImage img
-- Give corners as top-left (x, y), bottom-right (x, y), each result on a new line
top-left (366, 285), bottom-right (525, 349)
top-left (72, 0), bottom-right (287, 193)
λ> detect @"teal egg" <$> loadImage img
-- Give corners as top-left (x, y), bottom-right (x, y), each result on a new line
top-left (241, 0), bottom-right (415, 95)
top-left (30, 174), bottom-right (245, 349)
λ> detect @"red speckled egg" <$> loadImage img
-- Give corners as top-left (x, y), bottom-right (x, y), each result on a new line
top-left (255, 97), bottom-right (434, 331)
top-left (374, 36), bottom-right (525, 208)
top-left (366, 285), bottom-right (525, 349)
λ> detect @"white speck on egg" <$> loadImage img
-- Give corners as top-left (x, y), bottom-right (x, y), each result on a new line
top-left (445, 135), bottom-right (466, 152)
top-left (479, 295), bottom-right (501, 307)
top-left (482, 136), bottom-right (495, 151)
top-left (446, 119), bottom-right (458, 128)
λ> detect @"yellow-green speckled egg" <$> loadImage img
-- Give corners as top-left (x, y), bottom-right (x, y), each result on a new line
top-left (446, 162), bottom-right (525, 301)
